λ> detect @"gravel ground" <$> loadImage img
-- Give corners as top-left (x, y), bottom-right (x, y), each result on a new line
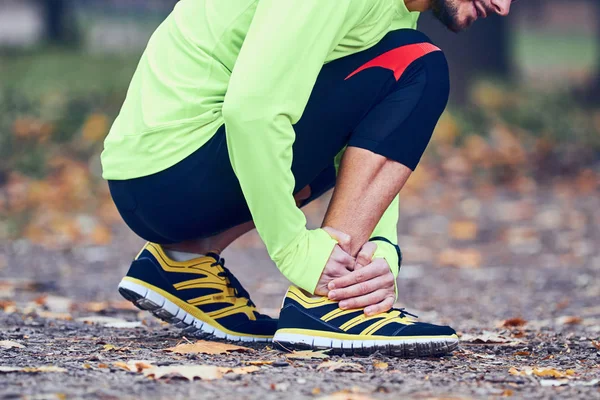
top-left (1, 181), bottom-right (599, 400)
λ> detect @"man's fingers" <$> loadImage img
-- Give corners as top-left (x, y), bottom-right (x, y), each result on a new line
top-left (336, 289), bottom-right (389, 310)
top-left (322, 227), bottom-right (351, 250)
top-left (355, 242), bottom-right (377, 268)
top-left (364, 296), bottom-right (395, 316)
top-left (331, 245), bottom-right (355, 269)
top-left (329, 273), bottom-right (392, 301)
top-left (328, 259), bottom-right (388, 290)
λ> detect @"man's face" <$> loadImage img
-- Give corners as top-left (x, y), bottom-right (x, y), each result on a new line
top-left (432, 0), bottom-right (514, 32)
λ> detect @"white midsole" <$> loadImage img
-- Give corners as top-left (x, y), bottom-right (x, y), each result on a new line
top-left (118, 279), bottom-right (271, 343)
top-left (273, 332), bottom-right (459, 349)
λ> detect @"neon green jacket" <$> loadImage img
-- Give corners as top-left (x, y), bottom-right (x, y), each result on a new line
top-left (102, 0), bottom-right (419, 293)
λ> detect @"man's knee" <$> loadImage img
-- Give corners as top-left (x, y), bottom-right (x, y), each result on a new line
top-left (421, 49), bottom-right (450, 115)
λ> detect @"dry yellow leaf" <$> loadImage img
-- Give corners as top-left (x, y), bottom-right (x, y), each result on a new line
top-left (317, 361), bottom-right (365, 373)
top-left (164, 340), bottom-right (252, 355)
top-left (285, 349), bottom-right (330, 360)
top-left (509, 367), bottom-right (575, 379)
top-left (102, 344), bottom-right (117, 352)
top-left (502, 389), bottom-right (514, 397)
top-left (312, 388), bottom-right (322, 395)
top-left (372, 361), bottom-right (389, 370)
top-left (113, 360), bottom-right (153, 372)
top-left (113, 362), bottom-right (130, 371)
top-left (533, 368), bottom-right (569, 378)
top-left (244, 360), bottom-right (273, 366)
top-left (97, 363), bottom-right (109, 369)
top-left (449, 220), bottom-right (478, 241)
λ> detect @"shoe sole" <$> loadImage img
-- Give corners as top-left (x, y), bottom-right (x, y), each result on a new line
top-left (273, 330), bottom-right (459, 357)
top-left (118, 278), bottom-right (271, 343)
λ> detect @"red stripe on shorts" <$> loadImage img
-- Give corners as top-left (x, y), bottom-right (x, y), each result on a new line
top-left (345, 42), bottom-right (441, 81)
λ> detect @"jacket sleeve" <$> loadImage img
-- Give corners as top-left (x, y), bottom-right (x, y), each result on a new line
top-left (222, 0), bottom-right (353, 293)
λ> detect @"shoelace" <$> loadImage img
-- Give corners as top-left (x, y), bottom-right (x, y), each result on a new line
top-left (397, 308), bottom-right (419, 319)
top-left (210, 257), bottom-right (256, 308)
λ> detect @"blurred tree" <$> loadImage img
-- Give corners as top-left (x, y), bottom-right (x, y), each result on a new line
top-left (420, 13), bottom-right (513, 103)
top-left (587, 0), bottom-right (600, 103)
top-left (39, 0), bottom-right (79, 45)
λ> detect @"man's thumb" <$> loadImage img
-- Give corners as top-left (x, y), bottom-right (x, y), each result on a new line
top-left (322, 226), bottom-right (351, 250)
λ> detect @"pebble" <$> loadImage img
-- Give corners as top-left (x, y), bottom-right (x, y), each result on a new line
top-left (272, 361), bottom-right (290, 368)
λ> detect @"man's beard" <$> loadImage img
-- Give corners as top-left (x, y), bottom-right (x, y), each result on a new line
top-left (431, 0), bottom-right (462, 32)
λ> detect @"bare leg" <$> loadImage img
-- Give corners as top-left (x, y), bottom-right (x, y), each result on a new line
top-left (163, 185), bottom-right (313, 255)
top-left (163, 220), bottom-right (256, 255)
top-left (323, 147), bottom-right (411, 256)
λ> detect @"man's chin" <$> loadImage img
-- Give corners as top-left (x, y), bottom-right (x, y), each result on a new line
top-left (445, 19), bottom-right (473, 33)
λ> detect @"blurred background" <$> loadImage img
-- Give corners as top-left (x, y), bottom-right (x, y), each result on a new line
top-left (0, 0), bottom-right (598, 313)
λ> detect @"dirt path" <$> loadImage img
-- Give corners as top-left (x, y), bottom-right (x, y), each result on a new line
top-left (1, 182), bottom-right (599, 399)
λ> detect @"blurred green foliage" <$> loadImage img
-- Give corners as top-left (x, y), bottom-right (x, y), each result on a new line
top-left (0, 48), bottom-right (598, 182)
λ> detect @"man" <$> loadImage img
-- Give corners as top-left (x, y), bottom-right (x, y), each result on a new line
top-left (102, 0), bottom-right (514, 357)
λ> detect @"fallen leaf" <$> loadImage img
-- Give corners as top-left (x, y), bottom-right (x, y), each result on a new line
top-left (557, 316), bottom-right (583, 325)
top-left (144, 365), bottom-right (259, 381)
top-left (97, 363), bottom-right (109, 369)
top-left (460, 332), bottom-right (522, 345)
top-left (514, 351), bottom-right (530, 357)
top-left (165, 340), bottom-right (252, 355)
top-left (460, 349), bottom-right (496, 359)
top-left (591, 340), bottom-right (600, 350)
top-left (372, 361), bottom-right (388, 370)
top-left (244, 360), bottom-right (273, 366)
top-left (509, 367), bottom-right (575, 379)
top-left (82, 364), bottom-right (92, 369)
top-left (285, 349), bottom-right (330, 360)
top-left (501, 318), bottom-right (527, 328)
top-left (102, 344), bottom-right (117, 352)
top-left (0, 366), bottom-right (67, 373)
top-left (312, 388), bottom-right (322, 395)
top-left (113, 360), bottom-right (153, 372)
top-left (533, 368), bottom-right (569, 378)
top-left (502, 389), bottom-right (514, 397)
top-left (317, 361), bottom-right (365, 373)
top-left (0, 340), bottom-right (25, 349)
